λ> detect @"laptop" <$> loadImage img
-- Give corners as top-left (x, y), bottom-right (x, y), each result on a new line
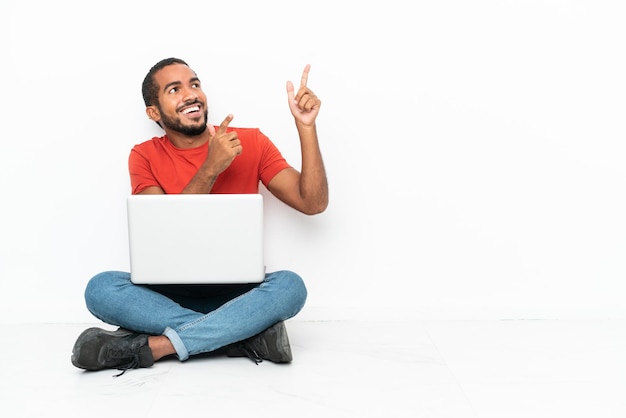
top-left (127, 194), bottom-right (265, 284)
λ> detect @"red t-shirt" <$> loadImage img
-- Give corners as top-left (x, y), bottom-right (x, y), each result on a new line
top-left (129, 127), bottom-right (291, 194)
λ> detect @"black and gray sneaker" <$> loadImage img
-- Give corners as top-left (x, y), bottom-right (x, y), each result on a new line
top-left (71, 327), bottom-right (154, 376)
top-left (226, 321), bottom-right (293, 364)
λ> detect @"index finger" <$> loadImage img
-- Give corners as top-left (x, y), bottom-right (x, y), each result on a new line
top-left (216, 113), bottom-right (234, 135)
top-left (300, 64), bottom-right (311, 88)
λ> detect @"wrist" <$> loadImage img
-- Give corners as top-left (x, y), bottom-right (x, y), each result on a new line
top-left (296, 121), bottom-right (317, 132)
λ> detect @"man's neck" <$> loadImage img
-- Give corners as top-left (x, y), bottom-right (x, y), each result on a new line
top-left (164, 129), bottom-right (210, 150)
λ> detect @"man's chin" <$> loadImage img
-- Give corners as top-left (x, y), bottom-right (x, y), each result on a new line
top-left (160, 113), bottom-right (208, 136)
top-left (174, 123), bottom-right (207, 136)
top-left (187, 124), bottom-right (207, 136)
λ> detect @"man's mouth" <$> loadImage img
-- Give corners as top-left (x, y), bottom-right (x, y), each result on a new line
top-left (179, 103), bottom-right (202, 117)
top-left (181, 105), bottom-right (200, 114)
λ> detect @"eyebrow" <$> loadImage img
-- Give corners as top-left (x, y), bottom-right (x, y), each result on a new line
top-left (162, 77), bottom-right (201, 94)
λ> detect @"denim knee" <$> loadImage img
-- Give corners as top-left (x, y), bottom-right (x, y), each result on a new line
top-left (84, 271), bottom-right (129, 315)
top-left (270, 270), bottom-right (308, 317)
top-left (289, 271), bottom-right (308, 309)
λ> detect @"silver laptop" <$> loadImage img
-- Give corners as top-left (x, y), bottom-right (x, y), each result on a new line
top-left (127, 194), bottom-right (265, 284)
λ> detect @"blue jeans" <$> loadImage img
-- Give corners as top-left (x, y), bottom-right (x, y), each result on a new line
top-left (84, 270), bottom-right (307, 361)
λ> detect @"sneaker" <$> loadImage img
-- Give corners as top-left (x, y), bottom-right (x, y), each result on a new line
top-left (226, 321), bottom-right (293, 364)
top-left (71, 327), bottom-right (154, 376)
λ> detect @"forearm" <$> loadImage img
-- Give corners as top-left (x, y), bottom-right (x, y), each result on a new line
top-left (180, 165), bottom-right (219, 194)
top-left (297, 123), bottom-right (329, 213)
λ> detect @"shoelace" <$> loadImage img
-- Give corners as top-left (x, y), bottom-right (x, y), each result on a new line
top-left (103, 348), bottom-right (142, 377)
top-left (113, 356), bottom-right (141, 377)
top-left (236, 342), bottom-right (264, 365)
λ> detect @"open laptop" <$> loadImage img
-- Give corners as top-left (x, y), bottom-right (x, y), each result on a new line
top-left (127, 194), bottom-right (265, 284)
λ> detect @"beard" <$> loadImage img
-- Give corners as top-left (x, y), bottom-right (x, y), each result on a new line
top-left (158, 104), bottom-right (208, 136)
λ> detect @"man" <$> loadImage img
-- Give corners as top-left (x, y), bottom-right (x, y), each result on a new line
top-left (71, 58), bottom-right (328, 375)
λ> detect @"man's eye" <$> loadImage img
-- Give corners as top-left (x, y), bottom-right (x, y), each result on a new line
top-left (192, 83), bottom-right (200, 88)
top-left (168, 87), bottom-right (178, 94)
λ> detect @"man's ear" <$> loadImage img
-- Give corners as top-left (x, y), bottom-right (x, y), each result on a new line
top-left (146, 106), bottom-right (160, 122)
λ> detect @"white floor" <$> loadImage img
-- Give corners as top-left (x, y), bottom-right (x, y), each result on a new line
top-left (2, 319), bottom-right (625, 418)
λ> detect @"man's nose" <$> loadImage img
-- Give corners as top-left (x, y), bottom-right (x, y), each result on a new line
top-left (182, 87), bottom-right (198, 103)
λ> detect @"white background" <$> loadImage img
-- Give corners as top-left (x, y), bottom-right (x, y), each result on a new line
top-left (1, 0), bottom-right (625, 323)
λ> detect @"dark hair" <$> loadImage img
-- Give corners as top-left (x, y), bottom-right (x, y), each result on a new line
top-left (141, 57), bottom-right (189, 107)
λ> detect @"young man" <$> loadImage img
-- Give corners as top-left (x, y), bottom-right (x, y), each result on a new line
top-left (71, 58), bottom-right (328, 375)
